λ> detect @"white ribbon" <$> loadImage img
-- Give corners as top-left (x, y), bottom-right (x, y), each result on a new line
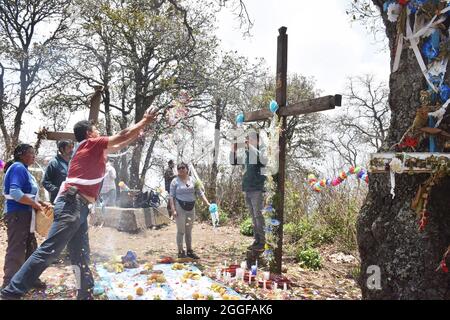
top-left (392, 6), bottom-right (450, 93)
top-left (429, 97), bottom-right (450, 127)
top-left (406, 14), bottom-right (438, 92)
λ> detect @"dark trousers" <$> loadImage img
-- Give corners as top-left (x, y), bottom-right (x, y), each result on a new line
top-left (1, 195), bottom-right (93, 298)
top-left (2, 211), bottom-right (37, 288)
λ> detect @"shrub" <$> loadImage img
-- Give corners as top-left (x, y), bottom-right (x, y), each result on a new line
top-left (284, 218), bottom-right (334, 248)
top-left (296, 247), bottom-right (322, 270)
top-left (240, 217), bottom-right (254, 236)
top-left (218, 210), bottom-right (229, 225)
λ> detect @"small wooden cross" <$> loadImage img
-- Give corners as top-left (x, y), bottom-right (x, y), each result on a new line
top-left (242, 27), bottom-right (342, 274)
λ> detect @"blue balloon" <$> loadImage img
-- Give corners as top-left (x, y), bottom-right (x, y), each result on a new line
top-left (236, 113), bottom-right (244, 125)
top-left (269, 100), bottom-right (279, 113)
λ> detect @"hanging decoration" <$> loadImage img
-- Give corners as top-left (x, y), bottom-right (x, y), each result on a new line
top-left (261, 100), bottom-right (283, 263)
top-left (385, 0), bottom-right (450, 152)
top-left (306, 166), bottom-right (369, 193)
top-left (381, 0), bottom-right (450, 271)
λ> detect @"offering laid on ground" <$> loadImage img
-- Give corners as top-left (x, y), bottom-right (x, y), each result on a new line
top-left (95, 258), bottom-right (243, 300)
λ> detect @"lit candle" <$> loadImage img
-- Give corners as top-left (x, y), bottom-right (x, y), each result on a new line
top-left (240, 261), bottom-right (247, 270)
top-left (263, 271), bottom-right (270, 281)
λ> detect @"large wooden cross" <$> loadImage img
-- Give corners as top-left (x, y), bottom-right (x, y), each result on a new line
top-left (243, 27), bottom-right (342, 274)
top-left (35, 86), bottom-right (103, 145)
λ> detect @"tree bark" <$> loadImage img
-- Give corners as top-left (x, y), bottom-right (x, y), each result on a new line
top-left (358, 1), bottom-right (450, 299)
top-left (208, 103), bottom-right (222, 202)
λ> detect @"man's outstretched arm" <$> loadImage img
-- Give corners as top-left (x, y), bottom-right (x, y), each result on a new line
top-left (107, 107), bottom-right (158, 151)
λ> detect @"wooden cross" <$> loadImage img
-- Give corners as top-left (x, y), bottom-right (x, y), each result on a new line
top-left (242, 27), bottom-right (342, 274)
top-left (35, 86), bottom-right (103, 146)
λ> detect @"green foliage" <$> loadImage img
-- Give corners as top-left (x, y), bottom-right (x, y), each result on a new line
top-left (284, 218), bottom-right (334, 248)
top-left (240, 217), bottom-right (254, 237)
top-left (296, 247), bottom-right (322, 271)
top-left (218, 210), bottom-right (230, 225)
top-left (283, 179), bottom-right (363, 253)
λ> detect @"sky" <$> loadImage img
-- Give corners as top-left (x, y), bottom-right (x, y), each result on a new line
top-left (16, 0), bottom-right (393, 184)
top-left (216, 0), bottom-right (390, 98)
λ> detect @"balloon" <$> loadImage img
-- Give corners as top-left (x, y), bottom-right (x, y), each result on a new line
top-left (269, 100), bottom-right (279, 113)
top-left (236, 113), bottom-right (245, 125)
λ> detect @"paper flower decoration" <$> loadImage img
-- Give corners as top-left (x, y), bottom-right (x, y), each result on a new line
top-left (422, 38), bottom-right (439, 61)
top-left (439, 84), bottom-right (450, 102)
top-left (386, 3), bottom-right (401, 22)
top-left (389, 158), bottom-right (404, 174)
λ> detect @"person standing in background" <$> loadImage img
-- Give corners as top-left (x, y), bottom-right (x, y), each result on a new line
top-left (99, 160), bottom-right (117, 206)
top-left (42, 140), bottom-right (74, 204)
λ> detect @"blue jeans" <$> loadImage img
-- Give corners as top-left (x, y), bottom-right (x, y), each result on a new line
top-left (1, 195), bottom-right (94, 297)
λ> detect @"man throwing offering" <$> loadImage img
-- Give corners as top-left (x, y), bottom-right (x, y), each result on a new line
top-left (1, 105), bottom-right (158, 300)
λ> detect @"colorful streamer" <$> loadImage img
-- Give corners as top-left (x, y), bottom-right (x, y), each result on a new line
top-left (307, 166), bottom-right (369, 192)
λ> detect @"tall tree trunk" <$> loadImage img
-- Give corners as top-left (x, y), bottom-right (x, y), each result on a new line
top-left (358, 1), bottom-right (450, 299)
top-left (209, 103), bottom-right (222, 202)
top-left (0, 62), bottom-right (11, 158)
top-left (129, 72), bottom-right (145, 189)
top-left (139, 131), bottom-right (159, 190)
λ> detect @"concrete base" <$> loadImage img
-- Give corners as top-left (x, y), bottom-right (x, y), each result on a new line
top-left (91, 206), bottom-right (172, 233)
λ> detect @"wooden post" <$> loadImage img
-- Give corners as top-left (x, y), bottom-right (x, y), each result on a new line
top-left (273, 26), bottom-right (288, 274)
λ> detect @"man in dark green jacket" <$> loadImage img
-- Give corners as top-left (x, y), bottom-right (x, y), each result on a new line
top-left (231, 132), bottom-right (266, 251)
top-left (42, 140), bottom-right (74, 204)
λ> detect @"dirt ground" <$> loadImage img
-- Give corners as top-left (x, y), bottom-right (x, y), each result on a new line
top-left (0, 218), bottom-right (362, 300)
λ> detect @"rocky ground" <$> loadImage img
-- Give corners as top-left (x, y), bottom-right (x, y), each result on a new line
top-left (0, 218), bottom-right (362, 300)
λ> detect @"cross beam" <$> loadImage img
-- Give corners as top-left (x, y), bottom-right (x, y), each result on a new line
top-left (38, 86), bottom-right (104, 142)
top-left (243, 95), bottom-right (342, 122)
top-left (241, 27), bottom-right (342, 274)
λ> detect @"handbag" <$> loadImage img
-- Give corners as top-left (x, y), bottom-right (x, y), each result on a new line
top-left (176, 198), bottom-right (195, 211)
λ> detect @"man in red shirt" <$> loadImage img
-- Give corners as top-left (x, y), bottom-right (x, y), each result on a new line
top-left (1, 107), bottom-right (158, 300)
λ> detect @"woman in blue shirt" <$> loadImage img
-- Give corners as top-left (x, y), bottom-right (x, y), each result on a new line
top-left (2, 144), bottom-right (46, 289)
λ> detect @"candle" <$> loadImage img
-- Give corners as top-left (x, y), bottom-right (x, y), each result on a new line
top-left (216, 269), bottom-right (221, 280)
top-left (240, 261), bottom-right (247, 270)
top-left (263, 271), bottom-right (270, 281)
top-left (251, 265), bottom-right (257, 276)
top-left (235, 268), bottom-right (243, 280)
top-left (283, 282), bottom-right (287, 291)
top-left (263, 280), bottom-right (267, 290)
top-left (248, 272), bottom-right (252, 284)
top-left (273, 282), bottom-right (278, 290)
